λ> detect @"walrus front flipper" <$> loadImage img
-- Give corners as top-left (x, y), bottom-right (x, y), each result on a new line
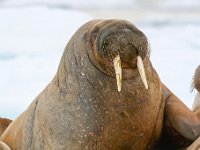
top-left (0, 118), bottom-right (12, 137)
top-left (186, 136), bottom-right (200, 150)
top-left (161, 84), bottom-right (200, 149)
top-left (0, 141), bottom-right (11, 150)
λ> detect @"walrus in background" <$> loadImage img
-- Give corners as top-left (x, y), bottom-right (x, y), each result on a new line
top-left (1, 19), bottom-right (200, 150)
top-left (186, 65), bottom-right (200, 150)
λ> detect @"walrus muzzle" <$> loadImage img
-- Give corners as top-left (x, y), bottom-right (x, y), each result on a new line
top-left (88, 20), bottom-right (150, 91)
top-left (113, 54), bottom-right (148, 92)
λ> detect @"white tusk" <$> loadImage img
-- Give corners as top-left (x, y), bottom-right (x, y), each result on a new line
top-left (137, 56), bottom-right (148, 89)
top-left (113, 54), bottom-right (122, 92)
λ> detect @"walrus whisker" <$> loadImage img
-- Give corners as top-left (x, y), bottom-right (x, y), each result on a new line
top-left (137, 56), bottom-right (148, 89)
top-left (113, 54), bottom-right (122, 92)
top-left (113, 50), bottom-right (120, 58)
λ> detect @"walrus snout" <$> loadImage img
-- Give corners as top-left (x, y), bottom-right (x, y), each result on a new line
top-left (122, 45), bottom-right (138, 63)
top-left (88, 20), bottom-right (150, 91)
top-left (100, 23), bottom-right (149, 91)
top-left (99, 29), bottom-right (147, 64)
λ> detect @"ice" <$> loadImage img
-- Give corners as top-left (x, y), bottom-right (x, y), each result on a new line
top-left (1, 0), bottom-right (200, 10)
top-left (0, 7), bottom-right (92, 119)
top-left (0, 0), bottom-right (136, 10)
top-left (142, 24), bottom-right (200, 108)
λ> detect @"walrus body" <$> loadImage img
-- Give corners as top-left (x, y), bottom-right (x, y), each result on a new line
top-left (1, 20), bottom-right (200, 150)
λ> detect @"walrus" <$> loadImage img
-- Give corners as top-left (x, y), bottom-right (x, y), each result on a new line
top-left (1, 19), bottom-right (200, 150)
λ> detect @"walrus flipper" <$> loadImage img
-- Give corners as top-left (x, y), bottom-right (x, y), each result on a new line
top-left (0, 101), bottom-right (37, 150)
top-left (0, 141), bottom-right (11, 150)
top-left (0, 118), bottom-right (12, 137)
top-left (161, 84), bottom-right (200, 149)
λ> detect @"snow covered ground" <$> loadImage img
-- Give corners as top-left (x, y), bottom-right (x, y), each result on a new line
top-left (0, 7), bottom-right (92, 119)
top-left (0, 1), bottom-right (200, 119)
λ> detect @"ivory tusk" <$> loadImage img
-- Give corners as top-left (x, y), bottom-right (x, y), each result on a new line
top-left (137, 56), bottom-right (148, 89)
top-left (113, 55), bottom-right (122, 92)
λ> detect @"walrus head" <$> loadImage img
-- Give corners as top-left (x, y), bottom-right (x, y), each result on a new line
top-left (87, 20), bottom-right (150, 92)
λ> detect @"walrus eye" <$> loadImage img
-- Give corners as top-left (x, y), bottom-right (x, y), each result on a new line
top-left (137, 56), bottom-right (148, 89)
top-left (113, 54), bottom-right (122, 92)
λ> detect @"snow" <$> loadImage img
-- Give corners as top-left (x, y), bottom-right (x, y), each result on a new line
top-left (0, 7), bottom-right (92, 119)
top-left (143, 23), bottom-right (200, 108)
top-left (1, 0), bottom-right (200, 10)
top-left (0, 1), bottom-right (200, 119)
top-left (1, 0), bottom-right (135, 10)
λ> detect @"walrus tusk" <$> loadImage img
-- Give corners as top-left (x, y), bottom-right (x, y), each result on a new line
top-left (113, 54), bottom-right (122, 92)
top-left (137, 56), bottom-right (148, 89)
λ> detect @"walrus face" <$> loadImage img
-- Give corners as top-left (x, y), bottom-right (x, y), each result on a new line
top-left (88, 20), bottom-right (150, 92)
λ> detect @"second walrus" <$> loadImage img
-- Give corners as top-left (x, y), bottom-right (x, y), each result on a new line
top-left (1, 19), bottom-right (200, 150)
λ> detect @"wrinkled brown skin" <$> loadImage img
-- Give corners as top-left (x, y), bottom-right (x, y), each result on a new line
top-left (1, 19), bottom-right (200, 150)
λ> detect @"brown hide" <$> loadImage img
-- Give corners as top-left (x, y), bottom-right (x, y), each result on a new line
top-left (0, 118), bottom-right (11, 136)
